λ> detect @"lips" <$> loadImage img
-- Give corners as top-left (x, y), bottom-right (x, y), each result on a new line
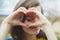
top-left (29, 26), bottom-right (39, 30)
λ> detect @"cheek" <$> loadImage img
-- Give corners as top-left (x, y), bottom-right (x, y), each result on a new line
top-left (37, 27), bottom-right (41, 33)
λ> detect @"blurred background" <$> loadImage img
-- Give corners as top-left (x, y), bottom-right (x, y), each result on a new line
top-left (0, 0), bottom-right (60, 40)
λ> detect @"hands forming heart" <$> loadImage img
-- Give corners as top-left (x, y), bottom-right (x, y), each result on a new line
top-left (17, 7), bottom-right (39, 27)
top-left (3, 7), bottom-right (49, 28)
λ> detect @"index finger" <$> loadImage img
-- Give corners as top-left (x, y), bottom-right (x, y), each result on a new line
top-left (8, 7), bottom-right (27, 19)
top-left (28, 7), bottom-right (51, 26)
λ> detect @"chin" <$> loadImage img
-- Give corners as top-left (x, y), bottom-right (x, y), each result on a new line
top-left (31, 33), bottom-right (39, 35)
top-left (31, 29), bottom-right (40, 35)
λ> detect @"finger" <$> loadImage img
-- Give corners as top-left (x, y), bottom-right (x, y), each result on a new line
top-left (29, 20), bottom-right (45, 27)
top-left (7, 20), bottom-right (27, 27)
top-left (8, 7), bottom-right (27, 19)
top-left (19, 23), bottom-right (29, 28)
top-left (28, 7), bottom-right (41, 19)
top-left (28, 7), bottom-right (46, 20)
top-left (13, 20), bottom-right (30, 28)
top-left (18, 21), bottom-right (30, 28)
top-left (13, 7), bottom-right (27, 18)
top-left (28, 7), bottom-right (52, 27)
top-left (16, 7), bottom-right (27, 13)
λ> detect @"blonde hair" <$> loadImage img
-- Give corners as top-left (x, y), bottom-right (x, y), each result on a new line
top-left (13, 0), bottom-right (43, 13)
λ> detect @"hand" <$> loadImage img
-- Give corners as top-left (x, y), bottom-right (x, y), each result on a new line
top-left (26, 7), bottom-right (52, 27)
top-left (2, 7), bottom-right (28, 27)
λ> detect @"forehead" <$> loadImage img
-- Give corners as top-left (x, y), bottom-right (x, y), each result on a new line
top-left (26, 1), bottom-right (40, 9)
top-left (20, 0), bottom-right (40, 9)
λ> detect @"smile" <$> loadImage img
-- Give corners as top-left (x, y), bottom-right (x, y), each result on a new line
top-left (29, 26), bottom-right (39, 30)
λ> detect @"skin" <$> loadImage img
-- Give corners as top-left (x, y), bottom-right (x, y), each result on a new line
top-left (0, 7), bottom-right (57, 40)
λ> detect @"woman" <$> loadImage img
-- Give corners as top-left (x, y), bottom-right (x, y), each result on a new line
top-left (0, 0), bottom-right (57, 40)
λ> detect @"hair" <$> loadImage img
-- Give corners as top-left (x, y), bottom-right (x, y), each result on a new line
top-left (10, 0), bottom-right (47, 40)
